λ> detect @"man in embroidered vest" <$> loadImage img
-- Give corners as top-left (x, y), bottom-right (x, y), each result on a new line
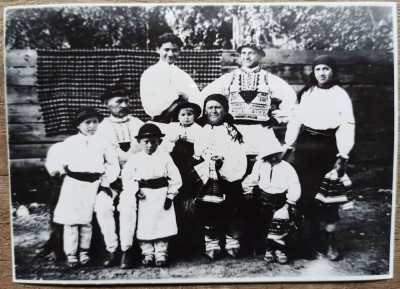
top-left (95, 84), bottom-right (144, 269)
top-left (201, 40), bottom-right (296, 163)
top-left (201, 40), bottom-right (297, 254)
top-left (140, 33), bottom-right (203, 123)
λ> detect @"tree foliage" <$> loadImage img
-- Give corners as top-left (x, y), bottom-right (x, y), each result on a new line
top-left (5, 5), bottom-right (393, 51)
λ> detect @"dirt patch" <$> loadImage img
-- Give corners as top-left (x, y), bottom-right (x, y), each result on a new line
top-left (11, 188), bottom-right (392, 283)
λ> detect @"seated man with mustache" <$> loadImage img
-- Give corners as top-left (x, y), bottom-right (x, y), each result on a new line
top-left (95, 84), bottom-right (144, 269)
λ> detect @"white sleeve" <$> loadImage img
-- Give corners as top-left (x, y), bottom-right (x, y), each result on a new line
top-left (268, 74), bottom-right (297, 124)
top-left (200, 73), bottom-right (234, 99)
top-left (121, 157), bottom-right (139, 195)
top-left (101, 144), bottom-right (121, 187)
top-left (336, 91), bottom-right (356, 159)
top-left (193, 125), bottom-right (208, 158)
top-left (219, 139), bottom-right (247, 182)
top-left (140, 68), bottom-right (180, 117)
top-left (96, 121), bottom-right (126, 164)
top-left (242, 160), bottom-right (262, 194)
top-left (284, 104), bottom-right (303, 147)
top-left (165, 154), bottom-right (182, 199)
top-left (176, 72), bottom-right (204, 112)
top-left (285, 163), bottom-right (301, 203)
top-left (45, 142), bottom-right (66, 176)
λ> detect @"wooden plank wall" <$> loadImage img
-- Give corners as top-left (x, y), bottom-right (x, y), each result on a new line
top-left (6, 49), bottom-right (395, 200)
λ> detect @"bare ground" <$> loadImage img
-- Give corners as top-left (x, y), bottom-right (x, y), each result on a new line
top-left (11, 187), bottom-right (392, 283)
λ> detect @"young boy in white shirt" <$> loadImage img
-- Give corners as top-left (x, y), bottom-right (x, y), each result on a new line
top-left (46, 107), bottom-right (120, 268)
top-left (121, 123), bottom-right (182, 267)
top-left (242, 143), bottom-right (301, 264)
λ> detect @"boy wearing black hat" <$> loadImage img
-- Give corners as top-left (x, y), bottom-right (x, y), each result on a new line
top-left (95, 84), bottom-right (144, 268)
top-left (46, 107), bottom-right (120, 268)
top-left (121, 123), bottom-right (182, 267)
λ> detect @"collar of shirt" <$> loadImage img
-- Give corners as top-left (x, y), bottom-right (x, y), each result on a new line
top-left (109, 115), bottom-right (130, 123)
top-left (157, 60), bottom-right (176, 70)
top-left (77, 132), bottom-right (93, 140)
top-left (241, 65), bottom-right (261, 74)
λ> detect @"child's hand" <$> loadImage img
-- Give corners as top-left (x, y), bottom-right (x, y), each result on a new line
top-left (212, 155), bottom-right (224, 170)
top-left (52, 171), bottom-right (61, 177)
top-left (136, 190), bottom-right (146, 199)
top-left (179, 134), bottom-right (187, 141)
top-left (164, 198), bottom-right (173, 210)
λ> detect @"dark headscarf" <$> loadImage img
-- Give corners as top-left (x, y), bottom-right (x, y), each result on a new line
top-left (196, 94), bottom-right (243, 144)
top-left (297, 55), bottom-right (341, 102)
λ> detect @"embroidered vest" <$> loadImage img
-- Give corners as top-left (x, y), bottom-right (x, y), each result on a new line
top-left (105, 117), bottom-right (135, 152)
top-left (228, 67), bottom-right (272, 122)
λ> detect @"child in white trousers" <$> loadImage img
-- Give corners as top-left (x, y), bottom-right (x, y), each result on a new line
top-left (122, 123), bottom-right (182, 267)
top-left (46, 107), bottom-right (120, 268)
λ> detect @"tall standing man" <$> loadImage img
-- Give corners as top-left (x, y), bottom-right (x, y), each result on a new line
top-left (201, 40), bottom-right (297, 160)
top-left (95, 84), bottom-right (144, 269)
top-left (140, 33), bottom-right (203, 123)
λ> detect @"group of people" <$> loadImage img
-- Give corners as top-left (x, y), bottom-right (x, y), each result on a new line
top-left (44, 33), bottom-right (355, 270)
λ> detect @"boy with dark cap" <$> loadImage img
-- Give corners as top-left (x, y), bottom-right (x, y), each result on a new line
top-left (121, 123), bottom-right (182, 267)
top-left (46, 107), bottom-right (120, 268)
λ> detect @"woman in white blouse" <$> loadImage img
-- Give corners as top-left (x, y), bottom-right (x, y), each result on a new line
top-left (284, 55), bottom-right (355, 261)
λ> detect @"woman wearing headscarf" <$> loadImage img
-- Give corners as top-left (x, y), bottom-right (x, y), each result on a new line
top-left (284, 55), bottom-right (356, 260)
top-left (194, 94), bottom-right (247, 260)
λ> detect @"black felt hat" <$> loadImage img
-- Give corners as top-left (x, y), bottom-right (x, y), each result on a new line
top-left (171, 101), bottom-right (202, 122)
top-left (100, 84), bottom-right (132, 102)
top-left (73, 106), bottom-right (104, 126)
top-left (135, 123), bottom-right (165, 139)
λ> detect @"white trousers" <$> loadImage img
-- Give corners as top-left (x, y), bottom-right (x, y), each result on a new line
top-left (94, 190), bottom-right (118, 253)
top-left (117, 189), bottom-right (138, 252)
top-left (63, 224), bottom-right (92, 256)
top-left (139, 238), bottom-right (169, 261)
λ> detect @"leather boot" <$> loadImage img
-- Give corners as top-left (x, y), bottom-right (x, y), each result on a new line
top-left (308, 221), bottom-right (323, 259)
top-left (326, 232), bottom-right (341, 261)
top-left (120, 248), bottom-right (134, 269)
top-left (103, 250), bottom-right (117, 267)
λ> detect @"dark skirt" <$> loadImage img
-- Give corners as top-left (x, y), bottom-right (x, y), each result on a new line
top-left (294, 128), bottom-right (340, 223)
top-left (170, 140), bottom-right (203, 252)
top-left (196, 179), bottom-right (244, 240)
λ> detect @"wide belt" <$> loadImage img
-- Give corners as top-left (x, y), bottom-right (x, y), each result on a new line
top-left (66, 169), bottom-right (101, 183)
top-left (304, 126), bottom-right (337, 137)
top-left (138, 177), bottom-right (168, 189)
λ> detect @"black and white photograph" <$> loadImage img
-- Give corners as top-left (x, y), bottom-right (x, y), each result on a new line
top-left (4, 2), bottom-right (397, 285)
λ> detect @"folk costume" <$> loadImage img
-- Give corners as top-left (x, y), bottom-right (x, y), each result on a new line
top-left (195, 94), bottom-right (247, 259)
top-left (201, 59), bottom-right (296, 156)
top-left (284, 55), bottom-right (355, 260)
top-left (94, 85), bottom-right (144, 267)
top-left (121, 124), bottom-right (182, 266)
top-left (159, 102), bottom-right (204, 253)
top-left (140, 60), bottom-right (203, 122)
top-left (242, 143), bottom-right (301, 264)
top-left (46, 107), bottom-right (120, 267)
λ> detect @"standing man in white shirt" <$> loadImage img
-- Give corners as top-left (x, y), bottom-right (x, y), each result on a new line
top-left (140, 33), bottom-right (203, 123)
top-left (94, 84), bottom-right (144, 269)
